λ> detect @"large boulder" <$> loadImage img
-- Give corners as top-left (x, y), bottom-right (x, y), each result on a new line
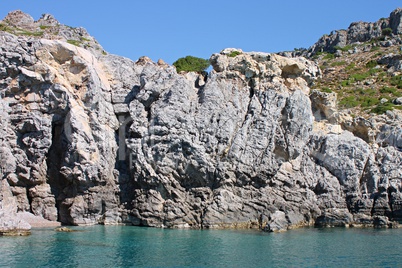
top-left (0, 180), bottom-right (31, 235)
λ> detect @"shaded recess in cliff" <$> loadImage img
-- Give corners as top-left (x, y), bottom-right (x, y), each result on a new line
top-left (46, 119), bottom-right (71, 223)
top-left (115, 114), bottom-right (136, 208)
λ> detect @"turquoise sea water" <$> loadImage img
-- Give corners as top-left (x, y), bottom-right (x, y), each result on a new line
top-left (0, 226), bottom-right (401, 268)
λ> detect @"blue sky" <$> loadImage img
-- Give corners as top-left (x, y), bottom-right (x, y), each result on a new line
top-left (0, 1), bottom-right (400, 64)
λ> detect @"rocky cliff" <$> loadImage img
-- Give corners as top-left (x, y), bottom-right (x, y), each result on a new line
top-left (0, 10), bottom-right (401, 234)
top-left (308, 8), bottom-right (402, 54)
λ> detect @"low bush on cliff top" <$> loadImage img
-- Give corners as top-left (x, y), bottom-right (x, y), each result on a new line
top-left (228, 51), bottom-right (242, 57)
top-left (173, 56), bottom-right (210, 73)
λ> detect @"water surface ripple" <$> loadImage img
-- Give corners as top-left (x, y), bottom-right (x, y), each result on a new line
top-left (1, 226), bottom-right (401, 267)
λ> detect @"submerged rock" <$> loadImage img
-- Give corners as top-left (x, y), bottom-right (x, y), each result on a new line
top-left (0, 221), bottom-right (31, 236)
top-left (55, 226), bottom-right (75, 232)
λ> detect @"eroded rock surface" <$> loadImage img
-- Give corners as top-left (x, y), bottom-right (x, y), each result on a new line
top-left (0, 179), bottom-right (31, 235)
top-left (309, 8), bottom-right (402, 54)
top-left (0, 11), bottom-right (401, 233)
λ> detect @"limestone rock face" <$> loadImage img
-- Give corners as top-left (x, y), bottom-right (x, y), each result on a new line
top-left (0, 180), bottom-right (31, 235)
top-left (309, 8), bottom-right (402, 54)
top-left (0, 29), bottom-right (120, 226)
top-left (378, 54), bottom-right (402, 72)
top-left (119, 50), bottom-right (324, 230)
top-left (390, 8), bottom-right (402, 34)
top-left (0, 10), bottom-right (105, 56)
top-left (0, 11), bottom-right (401, 232)
top-left (310, 90), bottom-right (338, 122)
top-left (2, 10), bottom-right (35, 29)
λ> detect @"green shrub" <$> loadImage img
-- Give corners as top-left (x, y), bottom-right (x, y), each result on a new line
top-left (349, 72), bottom-right (370, 82)
top-left (357, 88), bottom-right (376, 96)
top-left (173, 56), bottom-right (210, 73)
top-left (339, 96), bottom-right (359, 108)
top-left (371, 46), bottom-right (380, 52)
top-left (390, 75), bottom-right (402, 89)
top-left (368, 68), bottom-right (379, 75)
top-left (334, 45), bottom-right (353, 52)
top-left (365, 60), bottom-right (377, 68)
top-left (366, 88), bottom-right (377, 96)
top-left (19, 30), bottom-right (43, 37)
top-left (340, 80), bottom-right (350, 87)
top-left (323, 53), bottom-right (335, 60)
top-left (80, 37), bottom-right (91, 42)
top-left (321, 87), bottom-right (333, 93)
top-left (228, 51), bottom-right (242, 57)
top-left (380, 86), bottom-right (398, 95)
top-left (371, 102), bottom-right (395, 114)
top-left (339, 88), bottom-right (381, 109)
top-left (0, 23), bottom-right (44, 37)
top-left (67, 40), bottom-right (81, 46)
top-left (331, 61), bottom-right (346, 67)
top-left (0, 23), bottom-right (12, 33)
top-left (382, 28), bottom-right (393, 36)
top-left (360, 97), bottom-right (379, 107)
top-left (377, 71), bottom-right (387, 82)
top-left (345, 63), bottom-right (356, 71)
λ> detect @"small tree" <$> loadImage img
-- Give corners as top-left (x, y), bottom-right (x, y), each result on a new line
top-left (173, 56), bottom-right (210, 73)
